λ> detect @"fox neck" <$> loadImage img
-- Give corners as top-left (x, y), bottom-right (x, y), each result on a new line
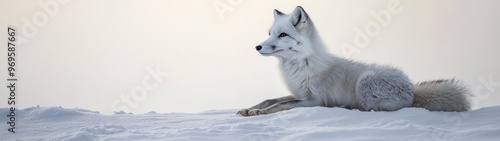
top-left (277, 39), bottom-right (337, 93)
top-left (277, 46), bottom-right (336, 99)
top-left (279, 50), bottom-right (334, 77)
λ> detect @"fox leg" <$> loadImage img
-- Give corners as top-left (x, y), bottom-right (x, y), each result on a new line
top-left (247, 98), bottom-right (321, 116)
top-left (237, 95), bottom-right (295, 116)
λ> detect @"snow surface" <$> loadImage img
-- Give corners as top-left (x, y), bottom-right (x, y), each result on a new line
top-left (1, 106), bottom-right (500, 141)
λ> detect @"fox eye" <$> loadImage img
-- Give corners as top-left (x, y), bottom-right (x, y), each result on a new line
top-left (278, 33), bottom-right (288, 38)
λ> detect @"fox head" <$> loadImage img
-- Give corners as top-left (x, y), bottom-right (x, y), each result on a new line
top-left (256, 6), bottom-right (320, 60)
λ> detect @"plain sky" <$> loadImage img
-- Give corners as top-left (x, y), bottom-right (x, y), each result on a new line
top-left (1, 0), bottom-right (499, 114)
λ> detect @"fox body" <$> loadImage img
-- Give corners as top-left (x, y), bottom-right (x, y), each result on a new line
top-left (237, 6), bottom-right (470, 116)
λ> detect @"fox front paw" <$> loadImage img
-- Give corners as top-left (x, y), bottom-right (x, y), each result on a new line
top-left (237, 109), bottom-right (250, 116)
top-left (237, 109), bottom-right (265, 116)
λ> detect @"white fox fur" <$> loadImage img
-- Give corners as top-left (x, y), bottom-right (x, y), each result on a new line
top-left (237, 6), bottom-right (470, 116)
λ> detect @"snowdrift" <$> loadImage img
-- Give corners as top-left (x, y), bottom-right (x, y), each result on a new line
top-left (1, 106), bottom-right (500, 141)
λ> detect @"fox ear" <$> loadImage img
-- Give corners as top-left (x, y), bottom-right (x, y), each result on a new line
top-left (290, 6), bottom-right (309, 30)
top-left (273, 9), bottom-right (284, 19)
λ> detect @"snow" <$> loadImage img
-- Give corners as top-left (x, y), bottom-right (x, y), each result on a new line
top-left (1, 106), bottom-right (500, 141)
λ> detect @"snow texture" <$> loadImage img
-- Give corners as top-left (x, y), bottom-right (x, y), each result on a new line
top-left (1, 106), bottom-right (500, 141)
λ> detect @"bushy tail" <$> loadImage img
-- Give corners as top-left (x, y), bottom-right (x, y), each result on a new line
top-left (412, 79), bottom-right (471, 112)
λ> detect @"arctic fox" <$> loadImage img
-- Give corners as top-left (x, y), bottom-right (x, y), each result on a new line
top-left (237, 6), bottom-right (470, 116)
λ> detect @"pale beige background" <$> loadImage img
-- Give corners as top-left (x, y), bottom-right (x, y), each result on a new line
top-left (1, 0), bottom-right (499, 114)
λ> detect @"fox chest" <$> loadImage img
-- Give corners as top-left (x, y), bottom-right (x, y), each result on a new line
top-left (279, 60), bottom-right (322, 99)
top-left (282, 72), bottom-right (315, 99)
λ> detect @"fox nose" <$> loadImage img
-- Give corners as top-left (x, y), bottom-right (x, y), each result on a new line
top-left (255, 45), bottom-right (262, 51)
